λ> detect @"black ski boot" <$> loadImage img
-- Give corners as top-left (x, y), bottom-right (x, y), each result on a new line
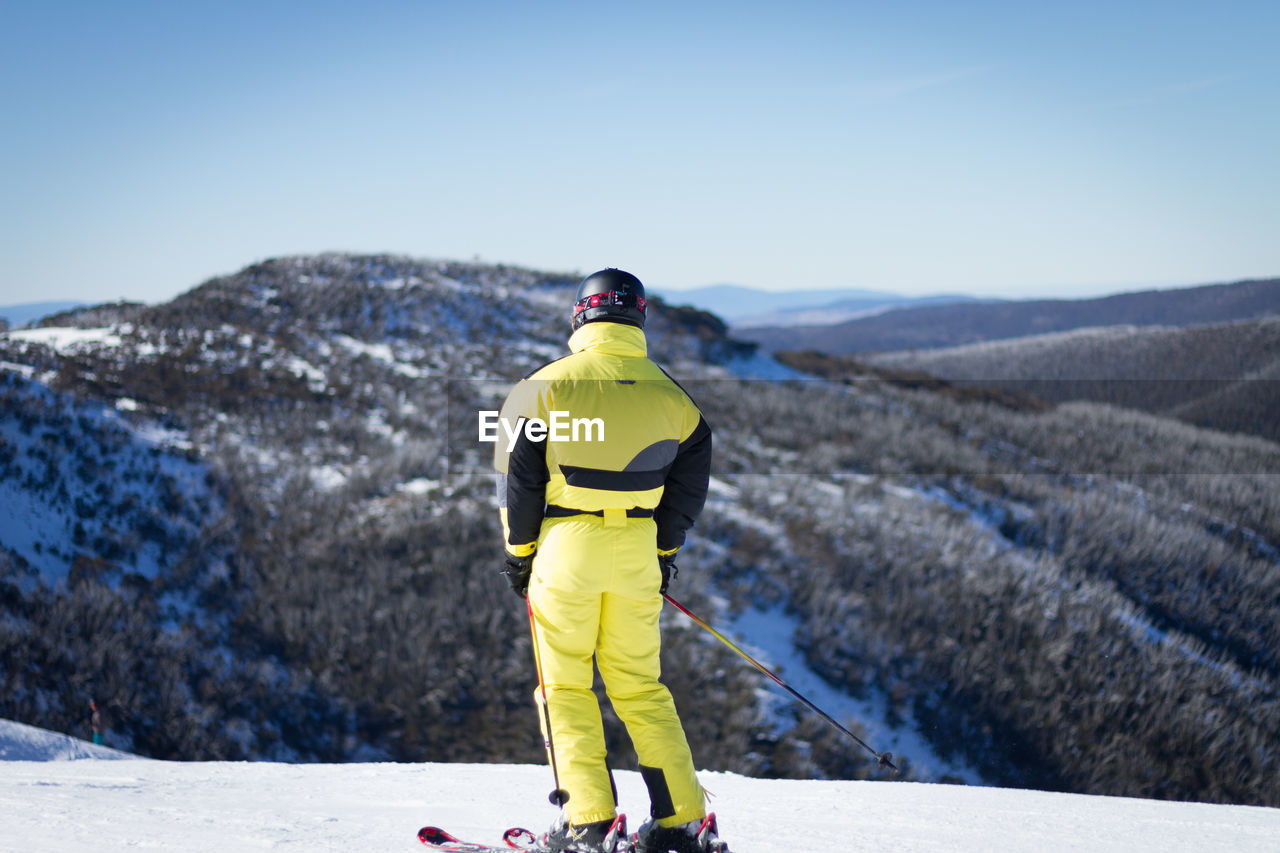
top-left (633, 813), bottom-right (727, 853)
top-left (543, 813), bottom-right (630, 853)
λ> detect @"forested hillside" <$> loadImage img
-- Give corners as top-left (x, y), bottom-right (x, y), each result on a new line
top-left (2, 254), bottom-right (1277, 807)
top-left (864, 317), bottom-right (1280, 443)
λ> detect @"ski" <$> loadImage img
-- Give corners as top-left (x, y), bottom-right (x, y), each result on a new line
top-left (419, 813), bottom-right (725, 853)
top-left (417, 824), bottom-right (538, 851)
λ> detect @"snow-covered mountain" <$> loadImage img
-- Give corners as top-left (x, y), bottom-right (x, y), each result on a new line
top-left (4, 717), bottom-right (1279, 853)
top-left (2, 253), bottom-right (1279, 810)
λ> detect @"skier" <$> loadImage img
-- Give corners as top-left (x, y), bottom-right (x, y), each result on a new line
top-left (493, 268), bottom-right (722, 853)
top-left (89, 700), bottom-right (105, 746)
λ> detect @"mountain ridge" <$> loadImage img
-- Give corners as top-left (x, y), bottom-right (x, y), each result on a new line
top-left (651, 283), bottom-right (982, 327)
top-left (738, 276), bottom-right (1280, 353)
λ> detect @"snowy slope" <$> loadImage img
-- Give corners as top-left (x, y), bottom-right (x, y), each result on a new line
top-left (0, 366), bottom-right (214, 589)
top-left (0, 718), bottom-right (132, 761)
top-left (3, 719), bottom-right (1279, 853)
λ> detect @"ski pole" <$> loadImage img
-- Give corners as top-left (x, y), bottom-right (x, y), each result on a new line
top-left (527, 594), bottom-right (570, 806)
top-left (662, 592), bottom-right (898, 772)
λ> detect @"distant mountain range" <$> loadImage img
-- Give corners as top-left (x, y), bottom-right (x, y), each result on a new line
top-left (737, 277), bottom-right (1280, 353)
top-left (0, 301), bottom-right (87, 328)
top-left (650, 284), bottom-right (981, 328)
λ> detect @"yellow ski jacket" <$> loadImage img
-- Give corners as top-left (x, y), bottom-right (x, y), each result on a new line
top-left (493, 321), bottom-right (712, 558)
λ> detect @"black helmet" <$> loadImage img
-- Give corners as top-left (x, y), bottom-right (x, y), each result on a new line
top-left (571, 268), bottom-right (647, 331)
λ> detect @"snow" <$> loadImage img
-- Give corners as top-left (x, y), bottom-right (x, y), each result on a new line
top-left (728, 604), bottom-right (983, 784)
top-left (311, 464), bottom-right (349, 490)
top-left (0, 718), bottom-right (133, 762)
top-left (284, 355), bottom-right (329, 391)
top-left (126, 418), bottom-right (196, 452)
top-left (1, 360), bottom-right (36, 377)
top-left (718, 351), bottom-right (812, 381)
top-left (399, 477), bottom-right (441, 495)
top-left (3, 326), bottom-right (123, 350)
top-left (3, 718), bottom-right (1279, 853)
top-left (333, 333), bottom-right (427, 377)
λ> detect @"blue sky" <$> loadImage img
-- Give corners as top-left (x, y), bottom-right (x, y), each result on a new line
top-left (2, 0), bottom-right (1277, 306)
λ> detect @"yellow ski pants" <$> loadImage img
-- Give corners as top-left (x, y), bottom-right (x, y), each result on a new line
top-left (528, 515), bottom-right (704, 828)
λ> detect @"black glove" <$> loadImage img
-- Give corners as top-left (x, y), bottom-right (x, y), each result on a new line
top-left (658, 553), bottom-right (678, 595)
top-left (501, 552), bottom-right (534, 598)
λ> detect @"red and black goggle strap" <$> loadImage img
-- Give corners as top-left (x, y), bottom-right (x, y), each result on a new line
top-left (573, 290), bottom-right (647, 316)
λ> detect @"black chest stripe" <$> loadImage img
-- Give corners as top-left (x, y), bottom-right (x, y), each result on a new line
top-left (558, 465), bottom-right (668, 492)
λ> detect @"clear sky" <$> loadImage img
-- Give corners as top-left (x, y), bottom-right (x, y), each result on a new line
top-left (2, 0), bottom-right (1277, 307)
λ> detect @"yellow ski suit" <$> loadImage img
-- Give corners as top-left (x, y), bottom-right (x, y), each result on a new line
top-left (494, 321), bottom-right (713, 828)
